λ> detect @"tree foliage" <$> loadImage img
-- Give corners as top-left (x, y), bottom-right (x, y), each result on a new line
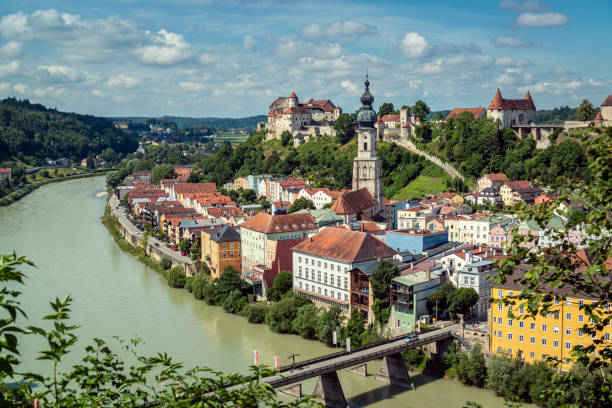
top-left (333, 114), bottom-right (356, 145)
top-left (371, 259), bottom-right (399, 301)
top-left (576, 99), bottom-right (596, 121)
top-left (152, 163), bottom-right (176, 184)
top-left (288, 197), bottom-right (315, 214)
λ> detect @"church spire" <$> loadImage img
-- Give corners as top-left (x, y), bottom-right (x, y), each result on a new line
top-left (356, 73), bottom-right (377, 128)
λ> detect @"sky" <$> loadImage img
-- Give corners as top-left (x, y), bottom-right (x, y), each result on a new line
top-left (0, 0), bottom-right (610, 118)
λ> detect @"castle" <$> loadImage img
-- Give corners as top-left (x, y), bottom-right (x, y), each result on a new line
top-left (352, 75), bottom-right (384, 216)
top-left (263, 92), bottom-right (342, 144)
top-left (486, 88), bottom-right (536, 127)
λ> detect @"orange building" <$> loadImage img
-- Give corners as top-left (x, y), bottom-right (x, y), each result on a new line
top-left (201, 225), bottom-right (241, 278)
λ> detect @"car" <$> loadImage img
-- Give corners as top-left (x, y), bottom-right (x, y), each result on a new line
top-left (154, 243), bottom-right (159, 247)
top-left (181, 251), bottom-right (187, 256)
top-left (405, 333), bottom-right (418, 342)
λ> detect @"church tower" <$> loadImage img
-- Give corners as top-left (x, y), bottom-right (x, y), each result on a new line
top-left (352, 75), bottom-right (384, 215)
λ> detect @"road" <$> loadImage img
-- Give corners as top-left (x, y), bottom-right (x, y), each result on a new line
top-left (108, 194), bottom-right (194, 265)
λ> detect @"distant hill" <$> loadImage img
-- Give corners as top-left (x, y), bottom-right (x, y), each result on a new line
top-left (111, 115), bottom-right (267, 131)
top-left (0, 98), bottom-right (138, 166)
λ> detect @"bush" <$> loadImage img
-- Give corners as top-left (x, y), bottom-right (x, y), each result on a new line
top-left (266, 293), bottom-right (311, 333)
top-left (184, 276), bottom-right (194, 292)
top-left (167, 267), bottom-right (186, 288)
top-left (191, 274), bottom-right (207, 300)
top-left (222, 290), bottom-right (247, 314)
top-left (292, 304), bottom-right (319, 338)
top-left (160, 256), bottom-right (172, 271)
top-left (241, 305), bottom-right (268, 324)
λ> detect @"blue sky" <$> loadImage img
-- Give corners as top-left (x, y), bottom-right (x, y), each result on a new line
top-left (0, 0), bottom-right (610, 117)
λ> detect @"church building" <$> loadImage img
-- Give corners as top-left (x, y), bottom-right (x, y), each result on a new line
top-left (352, 75), bottom-right (384, 216)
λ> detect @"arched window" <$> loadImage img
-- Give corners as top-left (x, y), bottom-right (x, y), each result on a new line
top-left (363, 142), bottom-right (367, 151)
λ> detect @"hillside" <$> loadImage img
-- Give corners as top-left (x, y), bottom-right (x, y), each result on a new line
top-left (0, 98), bottom-right (138, 166)
top-left (112, 115), bottom-right (267, 131)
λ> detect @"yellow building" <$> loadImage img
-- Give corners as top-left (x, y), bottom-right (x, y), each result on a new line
top-left (490, 275), bottom-right (611, 371)
top-left (234, 177), bottom-right (249, 191)
top-left (201, 225), bottom-right (242, 279)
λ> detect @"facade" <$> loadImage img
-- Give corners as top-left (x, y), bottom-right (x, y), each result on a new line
top-left (330, 188), bottom-right (379, 225)
top-left (456, 260), bottom-right (496, 318)
top-left (445, 214), bottom-right (512, 246)
top-left (240, 212), bottom-right (318, 273)
top-left (490, 266), bottom-right (612, 371)
top-left (234, 177), bottom-right (249, 191)
top-left (0, 168), bottom-right (12, 185)
top-left (352, 75), bottom-right (384, 216)
top-left (292, 227), bottom-right (397, 313)
top-left (477, 173), bottom-right (509, 192)
top-left (201, 225), bottom-right (242, 279)
top-left (385, 230), bottom-right (448, 254)
top-left (500, 181), bottom-right (542, 206)
top-left (478, 187), bottom-right (503, 206)
top-left (486, 89), bottom-right (536, 128)
top-left (391, 271), bottom-right (442, 332)
top-left (601, 95), bottom-right (612, 121)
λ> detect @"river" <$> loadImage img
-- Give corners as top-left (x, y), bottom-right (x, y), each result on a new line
top-left (0, 176), bottom-right (531, 407)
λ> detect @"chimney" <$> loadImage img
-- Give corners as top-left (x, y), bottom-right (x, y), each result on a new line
top-left (410, 262), bottom-right (414, 269)
top-left (478, 246), bottom-right (482, 252)
top-left (426, 268), bottom-right (431, 281)
top-left (485, 251), bottom-right (489, 258)
top-left (493, 249), bottom-right (497, 256)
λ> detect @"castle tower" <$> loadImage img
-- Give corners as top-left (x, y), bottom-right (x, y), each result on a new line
top-left (288, 91), bottom-right (298, 107)
top-left (352, 75), bottom-right (384, 215)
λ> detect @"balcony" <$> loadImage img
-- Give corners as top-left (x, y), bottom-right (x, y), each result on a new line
top-left (351, 302), bottom-right (369, 312)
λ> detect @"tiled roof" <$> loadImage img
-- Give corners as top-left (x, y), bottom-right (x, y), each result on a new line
top-left (381, 114), bottom-right (401, 122)
top-left (482, 173), bottom-right (509, 182)
top-left (0, 168), bottom-right (12, 173)
top-left (595, 111), bottom-right (603, 120)
top-left (446, 107), bottom-right (485, 120)
top-left (289, 91), bottom-right (297, 99)
top-left (601, 95), bottom-right (612, 107)
top-left (284, 106), bottom-right (309, 114)
top-left (330, 188), bottom-right (377, 215)
top-left (504, 180), bottom-right (532, 190)
top-left (241, 212), bottom-right (317, 234)
top-left (210, 225), bottom-right (241, 243)
top-left (488, 89), bottom-right (536, 110)
top-left (292, 227), bottom-right (397, 263)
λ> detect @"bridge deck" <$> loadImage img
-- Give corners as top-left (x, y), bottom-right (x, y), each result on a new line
top-left (226, 325), bottom-right (458, 391)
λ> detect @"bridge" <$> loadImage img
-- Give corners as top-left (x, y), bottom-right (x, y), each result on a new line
top-left (225, 325), bottom-right (466, 407)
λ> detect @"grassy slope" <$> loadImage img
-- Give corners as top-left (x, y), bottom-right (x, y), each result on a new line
top-left (392, 175), bottom-right (447, 200)
top-left (215, 133), bottom-right (250, 144)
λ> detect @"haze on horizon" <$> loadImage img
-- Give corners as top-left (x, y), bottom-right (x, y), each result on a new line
top-left (0, 0), bottom-right (610, 118)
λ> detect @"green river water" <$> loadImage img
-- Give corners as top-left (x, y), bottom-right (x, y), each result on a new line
top-left (0, 176), bottom-right (532, 407)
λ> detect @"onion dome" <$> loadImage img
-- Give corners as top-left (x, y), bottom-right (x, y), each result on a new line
top-left (356, 74), bottom-right (377, 128)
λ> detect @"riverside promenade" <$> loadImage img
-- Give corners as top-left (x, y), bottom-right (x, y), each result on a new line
top-left (108, 193), bottom-right (198, 275)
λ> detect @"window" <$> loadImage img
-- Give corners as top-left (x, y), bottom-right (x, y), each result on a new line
top-left (508, 319), bottom-right (513, 327)
top-left (529, 352), bottom-right (535, 359)
top-left (542, 338), bottom-right (547, 346)
top-left (344, 294), bottom-right (348, 302)
top-left (578, 299), bottom-right (584, 307)
top-left (530, 336), bottom-right (535, 344)
top-left (498, 331), bottom-right (502, 338)
top-left (565, 342), bottom-right (571, 350)
top-left (566, 327), bottom-right (571, 335)
top-left (553, 340), bottom-right (559, 348)
top-left (578, 329), bottom-right (583, 337)
top-left (519, 335), bottom-right (524, 342)
top-left (605, 333), bottom-right (610, 341)
top-left (567, 298), bottom-right (572, 306)
top-left (298, 256), bottom-right (302, 263)
top-left (317, 271), bottom-right (321, 282)
top-left (554, 326), bottom-right (559, 334)
top-left (493, 330), bottom-right (497, 337)
top-left (324, 273), bottom-right (328, 284)
top-left (566, 312), bottom-right (572, 321)
top-left (519, 307), bottom-right (524, 315)
top-left (508, 333), bottom-right (513, 340)
top-left (578, 314), bottom-right (584, 323)
top-left (230, 243), bottom-right (234, 249)
top-left (519, 321), bottom-right (524, 328)
top-left (542, 324), bottom-right (547, 333)
top-left (344, 278), bottom-right (348, 289)
top-left (565, 358), bottom-right (571, 364)
top-left (498, 304), bottom-right (503, 312)
top-left (330, 275), bottom-right (334, 286)
top-left (530, 322), bottom-right (536, 330)
top-left (498, 289), bottom-right (503, 297)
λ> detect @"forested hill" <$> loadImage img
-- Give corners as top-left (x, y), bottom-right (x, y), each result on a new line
top-left (112, 115), bottom-right (267, 131)
top-left (0, 98), bottom-right (138, 165)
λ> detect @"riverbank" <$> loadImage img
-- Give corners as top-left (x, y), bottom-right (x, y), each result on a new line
top-left (0, 169), bottom-right (114, 207)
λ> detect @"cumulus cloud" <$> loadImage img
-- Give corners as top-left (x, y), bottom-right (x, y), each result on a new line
top-left (243, 34), bottom-right (257, 51)
top-left (0, 40), bottom-right (22, 56)
top-left (499, 0), bottom-right (544, 12)
top-left (491, 36), bottom-right (533, 47)
top-left (300, 20), bottom-right (376, 39)
top-left (340, 79), bottom-right (358, 94)
top-left (516, 12), bottom-right (569, 27)
top-left (106, 74), bottom-right (141, 88)
top-left (13, 83), bottom-right (28, 94)
top-left (179, 81), bottom-right (206, 91)
top-left (518, 80), bottom-right (582, 95)
top-left (399, 32), bottom-right (431, 59)
top-left (495, 57), bottom-right (532, 67)
top-left (135, 29), bottom-right (192, 65)
top-left (37, 65), bottom-right (88, 83)
top-left (276, 38), bottom-right (345, 59)
top-left (0, 60), bottom-right (19, 76)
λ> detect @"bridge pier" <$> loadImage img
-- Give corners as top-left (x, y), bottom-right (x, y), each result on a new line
top-left (346, 363), bottom-right (367, 377)
top-left (312, 372), bottom-right (348, 408)
top-left (279, 383), bottom-right (302, 398)
top-left (375, 353), bottom-right (415, 389)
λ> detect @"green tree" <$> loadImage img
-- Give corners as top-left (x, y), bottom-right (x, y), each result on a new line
top-left (222, 289), bottom-right (247, 314)
top-left (280, 130), bottom-right (292, 147)
top-left (241, 304), bottom-right (268, 324)
top-left (159, 255), bottom-right (172, 270)
top-left (576, 99), bottom-right (596, 121)
top-left (415, 123), bottom-right (432, 142)
top-left (486, 355), bottom-right (529, 401)
top-left (345, 308), bottom-right (365, 348)
top-left (178, 238), bottom-right (190, 253)
top-left (266, 293), bottom-right (310, 333)
top-left (450, 287), bottom-right (479, 318)
top-left (333, 113), bottom-right (355, 145)
top-left (151, 163), bottom-right (176, 184)
top-left (370, 259), bottom-right (399, 301)
top-left (240, 188), bottom-right (257, 203)
top-left (316, 306), bottom-right (345, 345)
top-left (288, 197), bottom-right (315, 213)
top-left (466, 344), bottom-right (487, 387)
top-left (215, 266), bottom-right (247, 303)
top-left (167, 266), bottom-right (186, 288)
top-left (292, 304), bottom-right (319, 338)
top-left (190, 239), bottom-right (201, 261)
top-left (378, 102), bottom-right (395, 117)
top-left (412, 100), bottom-right (431, 120)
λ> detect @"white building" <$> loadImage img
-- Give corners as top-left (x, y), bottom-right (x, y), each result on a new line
top-left (486, 89), bottom-right (536, 128)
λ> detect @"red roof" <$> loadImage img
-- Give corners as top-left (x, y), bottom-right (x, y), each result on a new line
top-left (289, 91), bottom-right (297, 99)
top-left (446, 107), bottom-right (485, 120)
top-left (601, 95), bottom-right (612, 107)
top-left (504, 180), bottom-right (532, 190)
top-left (381, 114), bottom-right (401, 122)
top-left (291, 227), bottom-right (396, 263)
top-left (241, 212), bottom-right (317, 234)
top-left (330, 188), bottom-right (378, 215)
top-left (284, 106), bottom-right (309, 114)
top-left (488, 89), bottom-right (536, 110)
top-left (482, 173), bottom-right (509, 182)
top-left (0, 168), bottom-right (11, 173)
top-left (595, 111), bottom-right (603, 120)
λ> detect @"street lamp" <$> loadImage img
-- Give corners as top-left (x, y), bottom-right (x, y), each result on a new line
top-left (287, 353), bottom-right (300, 371)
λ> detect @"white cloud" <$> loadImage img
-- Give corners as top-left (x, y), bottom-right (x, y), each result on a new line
top-left (179, 81), bottom-right (206, 91)
top-left (519, 80), bottom-right (583, 95)
top-left (499, 0), bottom-right (544, 12)
top-left (0, 41), bottom-right (22, 56)
top-left (92, 89), bottom-right (105, 97)
top-left (516, 12), bottom-right (569, 27)
top-left (300, 20), bottom-right (377, 39)
top-left (491, 36), bottom-right (533, 47)
top-left (0, 82), bottom-right (9, 92)
top-left (276, 38), bottom-right (345, 59)
top-left (106, 74), bottom-right (141, 88)
top-left (243, 35), bottom-right (257, 51)
top-left (399, 32), bottom-right (431, 59)
top-left (340, 79), bottom-right (358, 94)
top-left (0, 60), bottom-right (19, 76)
top-left (37, 65), bottom-right (88, 83)
top-left (13, 83), bottom-right (28, 94)
top-left (409, 79), bottom-right (422, 88)
top-left (588, 78), bottom-right (602, 86)
top-left (495, 57), bottom-right (532, 67)
top-left (135, 29), bottom-right (192, 65)
top-left (32, 86), bottom-right (64, 98)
